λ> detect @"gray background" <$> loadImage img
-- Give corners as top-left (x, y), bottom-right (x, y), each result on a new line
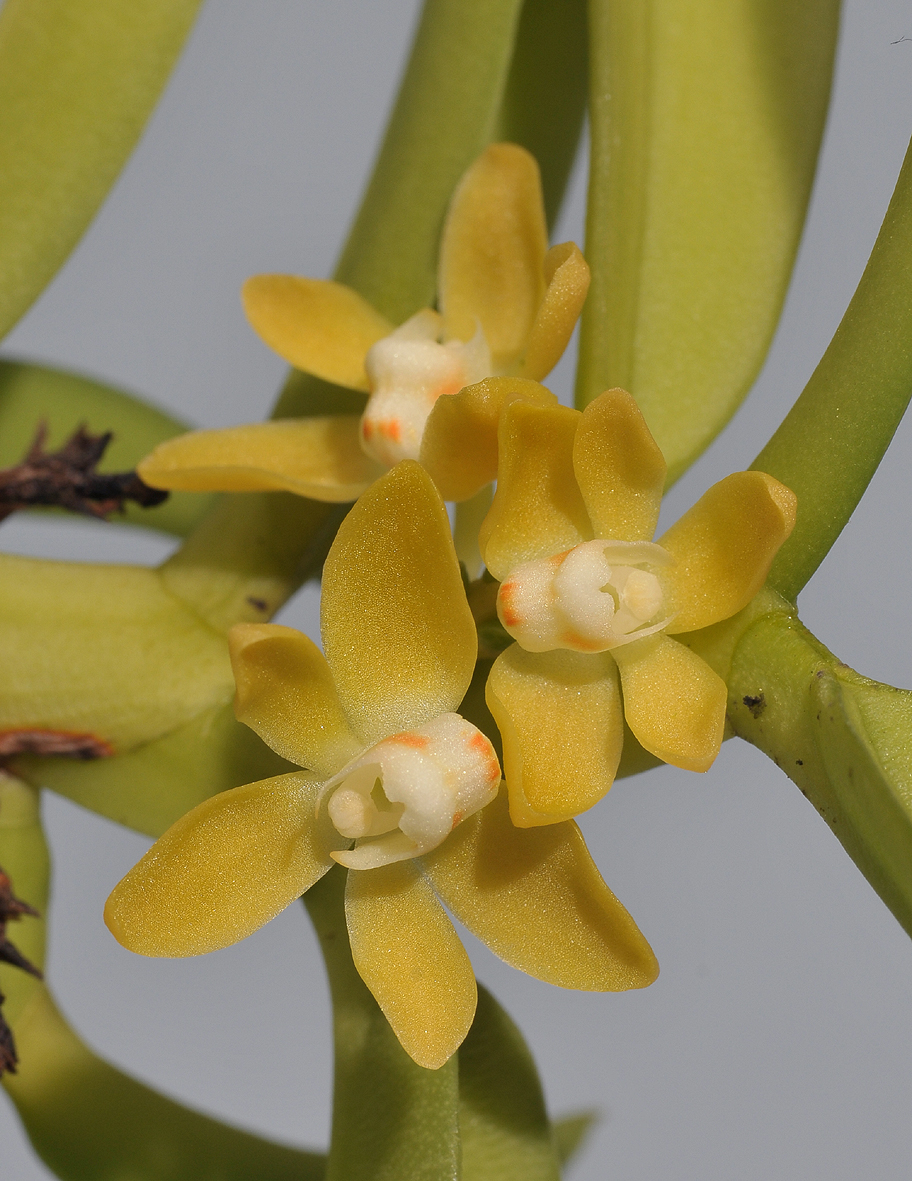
top-left (2, 2), bottom-right (912, 1177)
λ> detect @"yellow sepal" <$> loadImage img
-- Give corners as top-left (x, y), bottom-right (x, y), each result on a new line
top-left (486, 646), bottom-right (623, 826)
top-left (321, 462), bottom-right (477, 745)
top-left (104, 773), bottom-right (340, 957)
top-left (420, 376), bottom-right (557, 503)
top-left (520, 242), bottom-right (591, 381)
top-left (345, 859), bottom-right (477, 1070)
top-left (613, 634), bottom-right (726, 772)
top-left (422, 789), bottom-right (658, 991)
top-left (242, 274), bottom-right (393, 391)
top-left (480, 401), bottom-right (590, 581)
top-left (659, 470), bottom-right (797, 633)
top-left (573, 388), bottom-right (667, 542)
top-left (438, 143), bottom-right (547, 371)
top-left (138, 417), bottom-right (383, 502)
top-left (228, 624), bottom-right (361, 777)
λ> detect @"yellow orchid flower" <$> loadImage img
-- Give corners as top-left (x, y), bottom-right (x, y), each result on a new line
top-left (104, 462), bottom-right (657, 1070)
top-left (136, 143), bottom-right (589, 504)
top-left (480, 388), bottom-right (798, 828)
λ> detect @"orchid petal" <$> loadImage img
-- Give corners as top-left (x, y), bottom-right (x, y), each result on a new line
top-left (519, 242), bottom-right (591, 381)
top-left (321, 462), bottom-right (476, 745)
top-left (228, 624), bottom-right (361, 777)
top-left (485, 646), bottom-right (623, 825)
top-left (138, 418), bottom-right (383, 502)
top-left (439, 144), bottom-right (547, 371)
top-left (242, 275), bottom-right (393, 391)
top-left (573, 388), bottom-right (667, 542)
top-left (104, 773), bottom-right (340, 957)
top-left (345, 859), bottom-right (476, 1069)
top-left (659, 471), bottom-right (797, 633)
top-left (612, 634), bottom-right (726, 772)
top-left (422, 789), bottom-right (658, 991)
top-left (420, 376), bottom-right (557, 503)
top-left (479, 401), bottom-right (590, 581)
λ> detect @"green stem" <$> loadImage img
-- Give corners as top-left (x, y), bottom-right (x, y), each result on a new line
top-left (755, 132), bottom-right (912, 601)
top-left (304, 868), bottom-right (460, 1181)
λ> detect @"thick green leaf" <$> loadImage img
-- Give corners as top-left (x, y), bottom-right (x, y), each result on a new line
top-left (552, 1112), bottom-right (596, 1172)
top-left (0, 779), bottom-right (326, 1180)
top-left (578, 0), bottom-right (840, 482)
top-left (716, 604), bottom-right (912, 939)
top-left (459, 985), bottom-right (560, 1180)
top-left (305, 868), bottom-right (460, 1181)
top-left (0, 552), bottom-right (234, 753)
top-left (15, 702), bottom-right (294, 839)
top-left (755, 132), bottom-right (912, 601)
top-left (0, 0), bottom-right (204, 340)
top-left (0, 359), bottom-right (214, 536)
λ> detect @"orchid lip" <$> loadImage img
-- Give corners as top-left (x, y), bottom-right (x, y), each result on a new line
top-left (497, 539), bottom-right (676, 654)
top-left (321, 712), bottom-right (501, 870)
top-left (360, 311), bottom-right (492, 467)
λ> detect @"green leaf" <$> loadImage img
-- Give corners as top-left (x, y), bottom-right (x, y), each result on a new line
top-left (491, 0), bottom-right (588, 231)
top-left (0, 0), bottom-right (204, 340)
top-left (459, 985), bottom-right (560, 1180)
top-left (755, 133), bottom-right (912, 601)
top-left (0, 778), bottom-right (326, 1180)
top-left (15, 701), bottom-right (294, 839)
top-left (0, 552), bottom-right (234, 754)
top-left (577, 0), bottom-right (840, 483)
top-left (305, 867), bottom-right (460, 1181)
top-left (552, 1112), bottom-right (596, 1172)
top-left (0, 359), bottom-right (214, 536)
top-left (720, 604), bottom-right (912, 939)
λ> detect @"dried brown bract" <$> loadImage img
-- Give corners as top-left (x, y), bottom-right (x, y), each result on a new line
top-left (0, 422), bottom-right (168, 522)
top-left (0, 865), bottom-right (43, 1076)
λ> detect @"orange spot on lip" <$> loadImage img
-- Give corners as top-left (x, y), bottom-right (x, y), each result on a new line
top-left (466, 731), bottom-right (501, 782)
top-left (561, 630), bottom-right (602, 652)
top-left (498, 582), bottom-right (521, 628)
top-left (361, 420), bottom-right (374, 441)
top-left (388, 731), bottom-right (430, 749)
top-left (451, 810), bottom-right (464, 829)
top-left (378, 419), bottom-right (402, 442)
top-left (0, 728), bottom-right (114, 759)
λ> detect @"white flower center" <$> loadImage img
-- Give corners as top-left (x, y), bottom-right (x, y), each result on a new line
top-left (323, 712), bottom-right (501, 870)
top-left (497, 539), bottom-right (674, 653)
top-left (360, 309), bottom-right (492, 467)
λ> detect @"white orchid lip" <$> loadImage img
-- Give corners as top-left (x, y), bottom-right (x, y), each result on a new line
top-left (360, 309), bottom-right (492, 467)
top-left (323, 712), bottom-right (501, 870)
top-left (497, 539), bottom-right (675, 654)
